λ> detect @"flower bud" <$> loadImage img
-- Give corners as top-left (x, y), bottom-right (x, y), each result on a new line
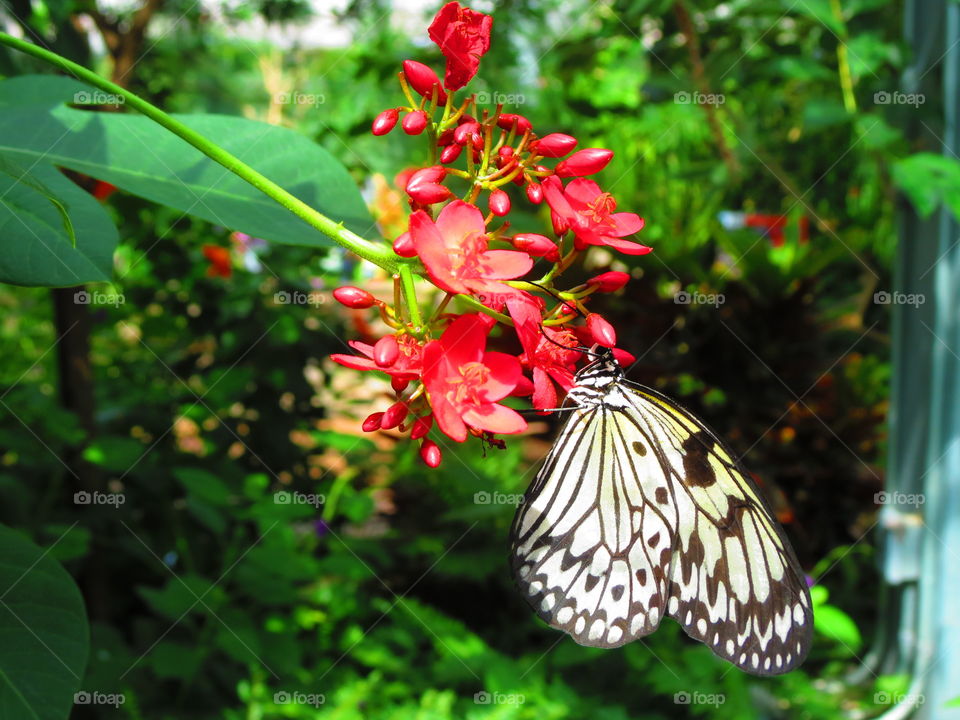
top-left (497, 113), bottom-right (532, 133)
top-left (362, 412), bottom-right (384, 432)
top-left (420, 439), bottom-right (442, 467)
top-left (512, 233), bottom-right (557, 257)
top-left (586, 271), bottom-right (630, 293)
top-left (453, 122), bottom-right (480, 146)
top-left (393, 231), bottom-right (416, 257)
top-left (498, 146), bottom-right (515, 161)
top-left (555, 148), bottom-right (614, 177)
top-left (402, 110), bottom-right (428, 135)
top-left (489, 189), bottom-right (511, 216)
top-left (411, 415), bottom-right (433, 439)
top-left (391, 376), bottom-right (410, 393)
top-left (551, 210), bottom-right (569, 236)
top-left (586, 313), bottom-right (617, 347)
top-left (525, 182), bottom-right (543, 204)
top-left (402, 60), bottom-right (447, 104)
top-left (380, 401), bottom-right (409, 429)
top-left (406, 166), bottom-right (451, 205)
top-left (371, 108), bottom-right (400, 136)
top-left (440, 144), bottom-right (462, 164)
top-left (534, 133), bottom-right (578, 158)
top-left (333, 286), bottom-right (376, 308)
top-left (373, 335), bottom-right (400, 367)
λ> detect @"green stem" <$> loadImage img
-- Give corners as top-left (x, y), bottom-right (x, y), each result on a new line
top-left (458, 295), bottom-right (513, 325)
top-left (0, 32), bottom-right (404, 272)
top-left (828, 0), bottom-right (857, 113)
top-left (398, 265), bottom-right (424, 330)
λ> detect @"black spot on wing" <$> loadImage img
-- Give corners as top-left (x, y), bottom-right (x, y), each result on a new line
top-left (631, 440), bottom-right (647, 456)
top-left (681, 431), bottom-right (718, 487)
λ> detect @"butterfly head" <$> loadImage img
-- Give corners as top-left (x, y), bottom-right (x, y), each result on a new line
top-left (572, 346), bottom-right (624, 388)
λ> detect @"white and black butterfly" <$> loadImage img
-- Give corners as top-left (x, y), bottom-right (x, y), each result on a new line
top-left (510, 348), bottom-right (812, 675)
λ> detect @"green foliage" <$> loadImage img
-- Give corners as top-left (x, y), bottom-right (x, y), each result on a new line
top-left (0, 0), bottom-right (926, 716)
top-left (0, 524), bottom-right (89, 720)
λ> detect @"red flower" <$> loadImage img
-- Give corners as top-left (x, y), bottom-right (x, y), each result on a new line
top-left (507, 296), bottom-right (580, 410)
top-left (542, 177), bottom-right (651, 255)
top-left (409, 200), bottom-right (532, 305)
top-left (428, 2), bottom-right (493, 90)
top-left (202, 244), bottom-right (232, 278)
top-left (422, 314), bottom-right (526, 441)
top-left (330, 333), bottom-right (424, 378)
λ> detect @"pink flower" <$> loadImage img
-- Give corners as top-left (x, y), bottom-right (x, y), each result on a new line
top-left (542, 176), bottom-right (651, 255)
top-left (507, 296), bottom-right (580, 411)
top-left (422, 315), bottom-right (527, 441)
top-left (428, 2), bottom-right (493, 90)
top-left (409, 200), bottom-right (532, 306)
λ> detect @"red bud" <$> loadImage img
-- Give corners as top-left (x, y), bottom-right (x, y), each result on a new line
top-left (440, 144), bottom-right (462, 164)
top-left (371, 108), bottom-right (400, 136)
top-left (551, 210), bottom-right (569, 236)
top-left (406, 166), bottom-right (451, 205)
top-left (525, 182), bottom-right (543, 204)
top-left (586, 313), bottom-right (617, 347)
top-left (586, 271), bottom-right (630, 293)
top-left (362, 412), bottom-right (384, 432)
top-left (555, 148), bottom-right (614, 177)
top-left (497, 113), bottom-right (532, 133)
top-left (402, 110), bottom-right (428, 135)
top-left (333, 286), bottom-right (376, 308)
top-left (373, 335), bottom-right (400, 367)
top-left (535, 133), bottom-right (578, 158)
top-left (411, 415), bottom-right (433, 439)
top-left (499, 146), bottom-right (515, 160)
top-left (454, 122), bottom-right (480, 146)
top-left (489, 189), bottom-right (511, 217)
top-left (391, 376), bottom-right (410, 393)
top-left (393, 231), bottom-right (416, 257)
top-left (402, 60), bottom-right (447, 104)
top-left (380, 401), bottom-right (409, 429)
top-left (512, 233), bottom-right (558, 259)
top-left (420, 439), bottom-right (442, 467)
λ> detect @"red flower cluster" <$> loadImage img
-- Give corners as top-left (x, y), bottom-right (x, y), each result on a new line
top-left (331, 2), bottom-right (650, 466)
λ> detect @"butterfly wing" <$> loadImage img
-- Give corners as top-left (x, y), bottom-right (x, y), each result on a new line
top-left (510, 402), bottom-right (678, 647)
top-left (625, 386), bottom-right (813, 675)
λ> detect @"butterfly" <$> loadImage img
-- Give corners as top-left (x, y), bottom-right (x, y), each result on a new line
top-left (510, 347), bottom-right (812, 675)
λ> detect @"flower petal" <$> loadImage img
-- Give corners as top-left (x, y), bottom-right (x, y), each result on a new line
top-left (610, 212), bottom-right (645, 236)
top-left (435, 200), bottom-right (487, 243)
top-left (410, 211), bottom-right (466, 294)
top-left (595, 235), bottom-right (654, 255)
top-left (462, 402), bottom-right (527, 435)
top-left (479, 250), bottom-right (533, 279)
top-left (563, 178), bottom-right (603, 208)
top-left (478, 351), bottom-right (522, 401)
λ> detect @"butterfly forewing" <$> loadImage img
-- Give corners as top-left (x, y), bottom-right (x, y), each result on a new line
top-left (510, 353), bottom-right (812, 675)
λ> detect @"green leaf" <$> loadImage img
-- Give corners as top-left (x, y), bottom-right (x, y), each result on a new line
top-left (0, 523), bottom-right (89, 720)
top-left (0, 156), bottom-right (116, 287)
top-left (892, 153), bottom-right (960, 220)
top-left (814, 604), bottom-right (862, 651)
top-left (0, 75), bottom-right (377, 247)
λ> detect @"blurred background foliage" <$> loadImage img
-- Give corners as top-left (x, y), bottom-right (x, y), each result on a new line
top-left (0, 0), bottom-right (941, 717)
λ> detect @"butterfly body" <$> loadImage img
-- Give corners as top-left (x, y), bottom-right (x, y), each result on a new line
top-left (510, 349), bottom-right (812, 675)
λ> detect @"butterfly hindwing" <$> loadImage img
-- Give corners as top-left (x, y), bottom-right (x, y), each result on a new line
top-left (509, 352), bottom-right (812, 675)
top-left (510, 405), bottom-right (674, 647)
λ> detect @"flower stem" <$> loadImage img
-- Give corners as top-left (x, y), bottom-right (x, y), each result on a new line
top-left (0, 32), bottom-right (405, 273)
